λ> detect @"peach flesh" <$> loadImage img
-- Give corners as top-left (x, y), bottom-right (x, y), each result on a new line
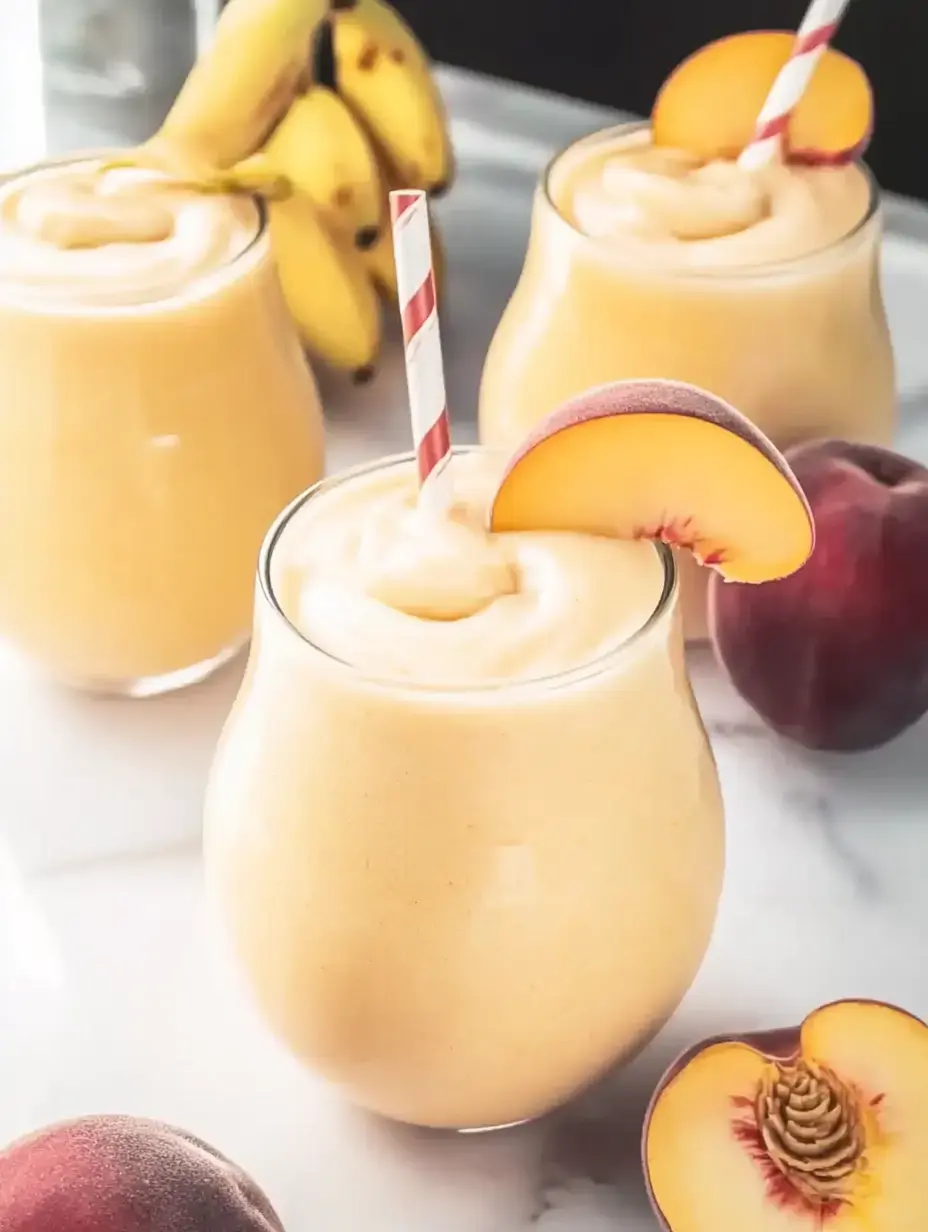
top-left (489, 379), bottom-right (814, 585)
top-left (644, 999), bottom-right (928, 1231)
top-left (0, 1114), bottom-right (284, 1232)
top-left (652, 30), bottom-right (873, 165)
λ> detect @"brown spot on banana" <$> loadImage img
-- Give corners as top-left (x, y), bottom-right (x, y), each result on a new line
top-left (358, 44), bottom-right (379, 71)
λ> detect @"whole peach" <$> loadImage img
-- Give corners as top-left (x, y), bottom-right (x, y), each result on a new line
top-left (0, 1115), bottom-right (284, 1232)
top-left (710, 438), bottom-right (928, 751)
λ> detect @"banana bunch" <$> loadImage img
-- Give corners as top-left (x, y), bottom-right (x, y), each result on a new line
top-left (112, 0), bottom-right (453, 380)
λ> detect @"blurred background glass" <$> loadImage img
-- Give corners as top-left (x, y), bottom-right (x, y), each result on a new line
top-left (0, 0), bottom-right (921, 199)
top-left (40, 0), bottom-right (214, 151)
top-left (0, 0), bottom-right (216, 167)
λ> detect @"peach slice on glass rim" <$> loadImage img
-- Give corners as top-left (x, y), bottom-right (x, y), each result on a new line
top-left (488, 379), bottom-right (814, 584)
top-left (643, 999), bottom-right (928, 1230)
top-left (651, 30), bottom-right (874, 165)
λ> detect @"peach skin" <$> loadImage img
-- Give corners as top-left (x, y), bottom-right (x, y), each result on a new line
top-left (0, 1114), bottom-right (284, 1232)
top-left (710, 438), bottom-right (928, 752)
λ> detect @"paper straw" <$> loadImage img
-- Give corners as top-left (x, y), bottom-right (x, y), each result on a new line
top-left (738, 0), bottom-right (852, 171)
top-left (389, 189), bottom-right (454, 514)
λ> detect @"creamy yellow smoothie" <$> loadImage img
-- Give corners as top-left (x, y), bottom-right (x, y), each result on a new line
top-left (203, 448), bottom-right (725, 1130)
top-left (0, 157), bottom-right (324, 692)
top-left (479, 124), bottom-right (896, 637)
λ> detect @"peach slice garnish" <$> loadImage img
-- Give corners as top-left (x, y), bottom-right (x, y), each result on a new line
top-left (652, 30), bottom-right (873, 165)
top-left (643, 1000), bottom-right (928, 1230)
top-left (488, 380), bottom-right (814, 584)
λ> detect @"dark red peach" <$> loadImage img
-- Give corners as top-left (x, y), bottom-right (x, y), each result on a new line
top-left (710, 438), bottom-right (928, 751)
top-left (0, 1114), bottom-right (284, 1232)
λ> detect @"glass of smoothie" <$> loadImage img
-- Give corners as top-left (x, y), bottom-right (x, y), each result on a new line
top-left (479, 35), bottom-right (896, 639)
top-left (202, 376), bottom-right (816, 1131)
top-left (0, 155), bottom-right (325, 694)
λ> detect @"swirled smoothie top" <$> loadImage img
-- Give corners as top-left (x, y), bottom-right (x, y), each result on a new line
top-left (272, 451), bottom-right (667, 686)
top-left (0, 159), bottom-right (258, 308)
top-left (556, 129), bottom-right (872, 270)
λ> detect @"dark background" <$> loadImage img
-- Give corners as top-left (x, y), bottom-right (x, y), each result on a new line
top-left (394, 0), bottom-right (924, 201)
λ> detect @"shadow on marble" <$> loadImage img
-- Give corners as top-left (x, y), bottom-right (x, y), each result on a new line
top-left (532, 1014), bottom-right (737, 1227)
top-left (899, 386), bottom-right (928, 420)
top-left (319, 1044), bottom-right (671, 1229)
top-left (785, 710), bottom-right (928, 803)
top-left (687, 631), bottom-right (928, 918)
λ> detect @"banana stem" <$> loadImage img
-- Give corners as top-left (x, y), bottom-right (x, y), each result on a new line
top-left (223, 154), bottom-right (294, 200)
top-left (96, 137), bottom-right (218, 181)
top-left (95, 146), bottom-right (292, 203)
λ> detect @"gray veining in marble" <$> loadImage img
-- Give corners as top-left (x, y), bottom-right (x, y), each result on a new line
top-left (1, 55), bottom-right (928, 1232)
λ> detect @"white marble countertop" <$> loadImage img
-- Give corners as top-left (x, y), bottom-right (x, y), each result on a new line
top-left (3, 67), bottom-right (928, 1231)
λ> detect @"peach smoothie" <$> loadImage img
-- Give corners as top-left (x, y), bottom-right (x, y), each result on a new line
top-left (0, 156), bottom-right (324, 693)
top-left (203, 446), bottom-right (725, 1130)
top-left (479, 124), bottom-right (896, 637)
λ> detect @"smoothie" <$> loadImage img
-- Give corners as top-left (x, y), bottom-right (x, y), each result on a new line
top-left (203, 448), bottom-right (725, 1129)
top-left (479, 124), bottom-right (896, 636)
top-left (0, 157), bottom-right (324, 692)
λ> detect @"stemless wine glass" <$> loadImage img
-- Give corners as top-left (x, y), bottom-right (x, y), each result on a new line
top-left (203, 447), bottom-right (725, 1132)
top-left (0, 156), bottom-right (324, 695)
top-left (479, 122), bottom-right (897, 638)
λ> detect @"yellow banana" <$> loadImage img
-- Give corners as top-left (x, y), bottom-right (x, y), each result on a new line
top-left (269, 193), bottom-right (381, 377)
top-left (234, 86), bottom-right (384, 249)
top-left (330, 0), bottom-right (454, 194)
top-left (117, 0), bottom-right (333, 177)
top-left (359, 222), bottom-right (397, 300)
top-left (361, 199), bottom-right (446, 305)
top-left (361, 157), bottom-right (446, 302)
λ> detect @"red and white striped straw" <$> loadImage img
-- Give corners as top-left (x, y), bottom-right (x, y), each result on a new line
top-left (389, 189), bottom-right (454, 514)
top-left (738, 0), bottom-right (852, 171)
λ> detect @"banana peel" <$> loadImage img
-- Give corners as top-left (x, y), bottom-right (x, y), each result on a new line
top-left (330, 0), bottom-right (454, 194)
top-left (361, 199), bottom-right (447, 307)
top-left (91, 0), bottom-right (455, 386)
top-left (268, 191), bottom-right (382, 377)
top-left (232, 86), bottom-right (385, 247)
top-left (151, 0), bottom-right (332, 170)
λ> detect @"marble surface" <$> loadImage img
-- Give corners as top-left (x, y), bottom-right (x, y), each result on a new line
top-left (3, 67), bottom-right (928, 1231)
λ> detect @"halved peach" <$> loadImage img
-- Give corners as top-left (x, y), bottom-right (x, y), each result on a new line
top-left (644, 1000), bottom-right (928, 1230)
top-left (652, 30), bottom-right (873, 165)
top-left (488, 380), bottom-right (814, 584)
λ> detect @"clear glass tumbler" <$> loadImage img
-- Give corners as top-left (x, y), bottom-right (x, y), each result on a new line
top-left (479, 122), bottom-right (897, 638)
top-left (0, 157), bottom-right (325, 694)
top-left (203, 448), bottom-right (725, 1131)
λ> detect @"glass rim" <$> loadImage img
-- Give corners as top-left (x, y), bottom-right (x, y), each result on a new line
top-left (0, 151), bottom-right (268, 313)
top-left (258, 445), bottom-right (679, 696)
top-left (540, 119), bottom-right (881, 280)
